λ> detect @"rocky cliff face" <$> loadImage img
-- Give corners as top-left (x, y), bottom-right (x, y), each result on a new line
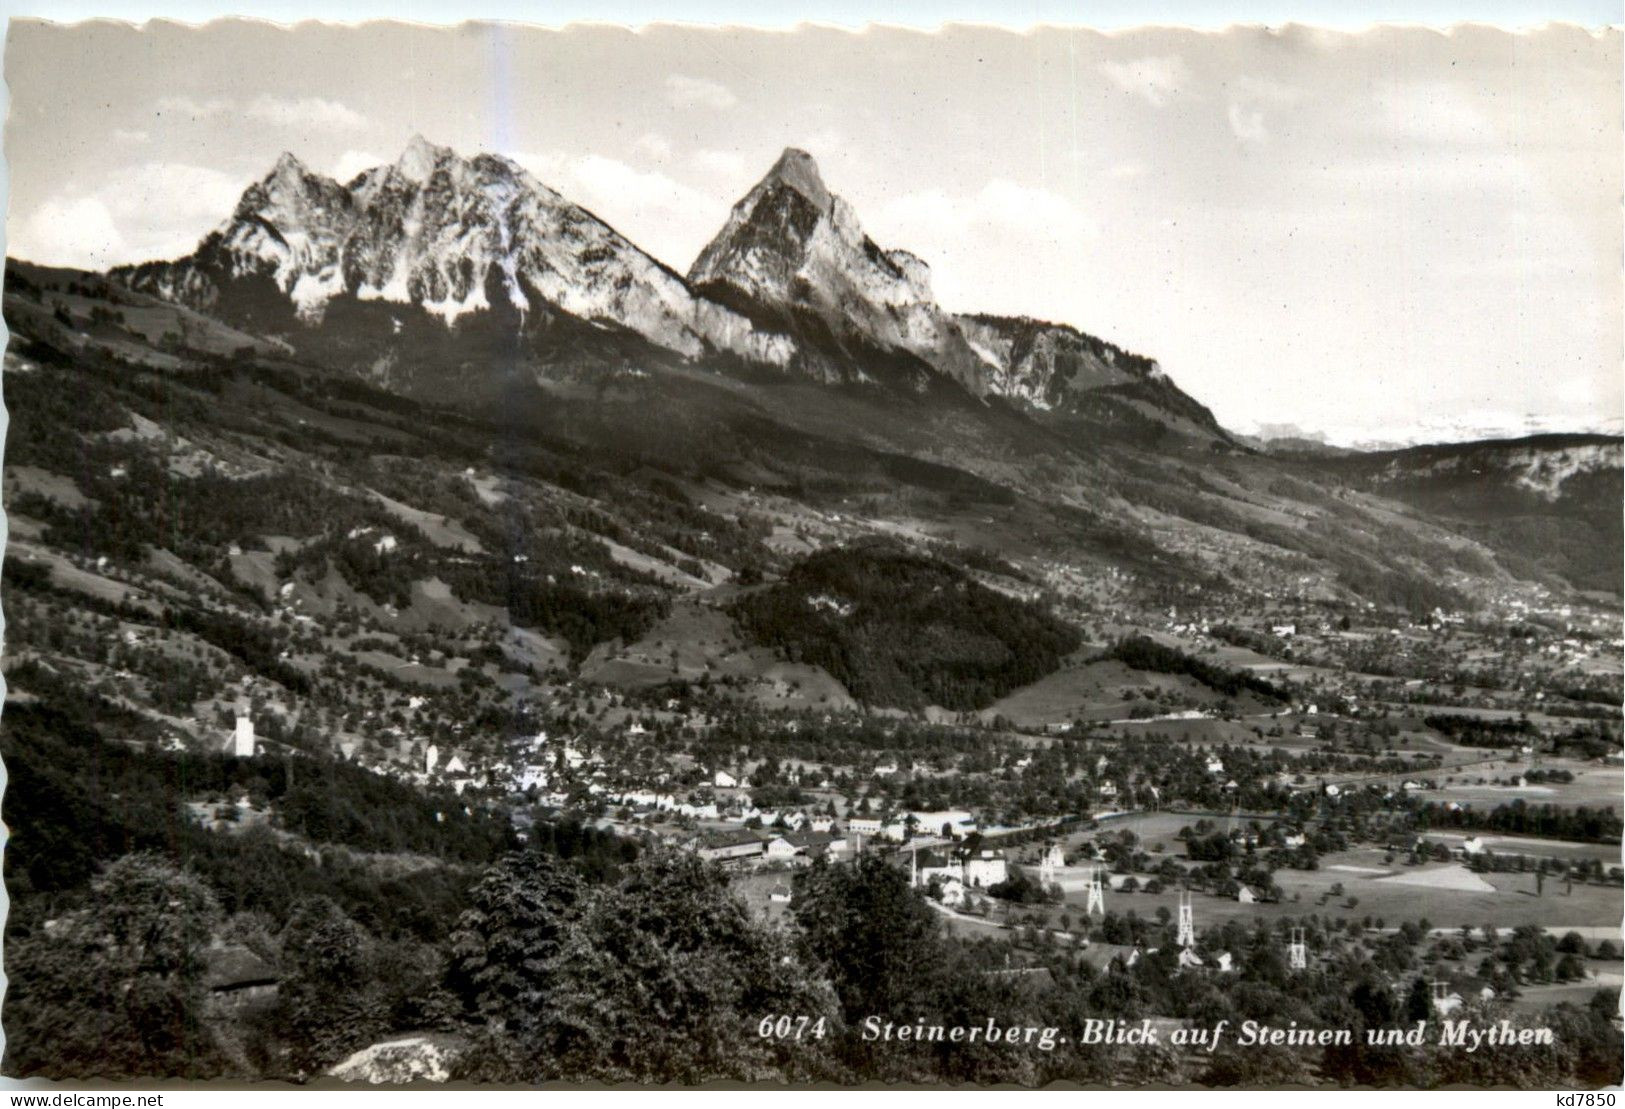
top-left (688, 148), bottom-right (990, 391)
top-left (690, 148), bottom-right (1225, 437)
top-left (114, 139), bottom-right (1225, 440)
top-left (115, 137), bottom-right (793, 367)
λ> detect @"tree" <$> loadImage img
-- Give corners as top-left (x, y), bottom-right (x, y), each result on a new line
top-left (448, 850), bottom-right (586, 1025)
top-left (274, 896), bottom-right (390, 1076)
top-left (794, 854), bottom-right (943, 1021)
top-left (456, 850), bottom-right (837, 1084)
top-left (3, 854), bottom-right (225, 1078)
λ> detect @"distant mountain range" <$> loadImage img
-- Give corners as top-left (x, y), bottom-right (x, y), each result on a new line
top-left (4, 137), bottom-right (1613, 614)
top-left (113, 138), bottom-right (1224, 441)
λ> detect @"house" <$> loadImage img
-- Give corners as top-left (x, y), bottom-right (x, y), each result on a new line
top-left (203, 944), bottom-right (279, 1011)
top-left (1098, 781), bottom-right (1118, 800)
top-left (1460, 836), bottom-right (1486, 857)
top-left (1205, 757), bottom-right (1224, 775)
top-left (713, 769), bottom-right (740, 789)
top-left (847, 816), bottom-right (884, 837)
top-left (785, 831), bottom-right (846, 860)
top-left (697, 830), bottom-right (766, 866)
top-left (936, 875), bottom-right (967, 908)
top-left (873, 761), bottom-right (899, 777)
top-left (768, 883), bottom-right (793, 904)
top-left (917, 846), bottom-right (1006, 890)
top-left (763, 836), bottom-right (800, 863)
top-left (808, 815), bottom-right (835, 833)
top-left (963, 850), bottom-right (1009, 888)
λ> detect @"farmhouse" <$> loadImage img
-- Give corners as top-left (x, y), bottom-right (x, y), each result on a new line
top-left (696, 830), bottom-right (766, 866)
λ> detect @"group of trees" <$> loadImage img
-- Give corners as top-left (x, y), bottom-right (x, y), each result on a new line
top-left (733, 541), bottom-right (1080, 711)
top-left (7, 792), bottom-right (1622, 1087)
top-left (1094, 636), bottom-right (1286, 703)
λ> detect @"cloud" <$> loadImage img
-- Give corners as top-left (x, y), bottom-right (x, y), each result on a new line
top-left (634, 133), bottom-right (675, 162)
top-left (878, 180), bottom-right (1096, 243)
top-left (1227, 102), bottom-right (1268, 143)
top-left (332, 149), bottom-right (387, 182)
top-left (664, 74), bottom-right (737, 110)
top-left (18, 197), bottom-right (127, 269)
top-left (690, 149), bottom-right (746, 181)
top-left (245, 95), bottom-right (367, 131)
top-left (154, 94), bottom-right (229, 118)
top-left (509, 150), bottom-right (726, 267)
top-left (1100, 55), bottom-right (1189, 107)
top-left (14, 161), bottom-right (248, 268)
top-left (153, 93), bottom-right (365, 131)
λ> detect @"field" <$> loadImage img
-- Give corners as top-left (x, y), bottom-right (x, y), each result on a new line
top-left (986, 658), bottom-right (1274, 727)
top-left (1037, 844), bottom-right (1623, 932)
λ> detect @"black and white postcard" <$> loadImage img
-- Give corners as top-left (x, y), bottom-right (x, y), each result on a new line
top-left (0, 15), bottom-right (1620, 1090)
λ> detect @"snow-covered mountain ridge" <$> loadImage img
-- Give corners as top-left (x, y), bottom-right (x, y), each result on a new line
top-left (113, 139), bottom-right (1222, 439)
top-left (115, 136), bottom-right (794, 367)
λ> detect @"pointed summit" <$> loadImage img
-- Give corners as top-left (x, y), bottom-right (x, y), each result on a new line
top-left (271, 150), bottom-right (308, 177)
top-left (688, 148), bottom-right (989, 390)
top-left (761, 147), bottom-right (831, 209)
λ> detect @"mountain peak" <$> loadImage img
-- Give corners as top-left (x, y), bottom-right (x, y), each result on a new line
top-left (396, 134), bottom-right (453, 183)
top-left (270, 151), bottom-right (309, 178)
top-left (762, 147), bottom-right (830, 209)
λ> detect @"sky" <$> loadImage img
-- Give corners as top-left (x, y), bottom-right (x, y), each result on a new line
top-left (3, 18), bottom-right (1620, 445)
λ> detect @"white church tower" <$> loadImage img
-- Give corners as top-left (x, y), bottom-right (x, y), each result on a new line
top-left (232, 702), bottom-right (255, 758)
top-left (426, 743), bottom-right (440, 776)
top-left (1039, 844), bottom-right (1065, 885)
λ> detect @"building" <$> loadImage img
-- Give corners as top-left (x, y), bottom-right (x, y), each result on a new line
top-left (231, 707), bottom-right (255, 758)
top-left (919, 848), bottom-right (1008, 889)
top-left (697, 830), bottom-right (766, 866)
top-left (784, 831), bottom-right (847, 861)
top-left (203, 943), bottom-right (278, 1011)
top-left (847, 816), bottom-right (883, 837)
top-left (909, 810), bottom-right (977, 838)
top-left (763, 836), bottom-right (799, 863)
